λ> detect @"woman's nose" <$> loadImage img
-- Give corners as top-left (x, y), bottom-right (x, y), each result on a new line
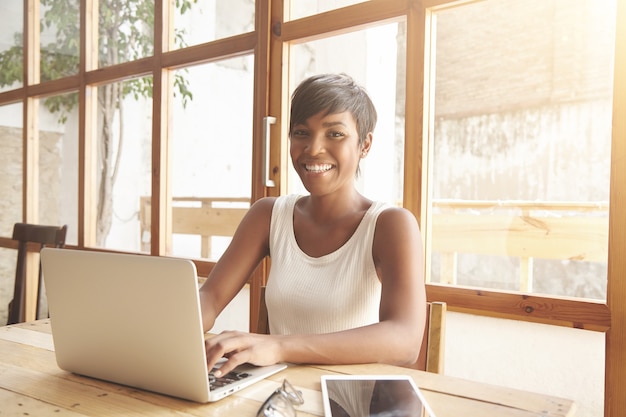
top-left (305, 134), bottom-right (324, 155)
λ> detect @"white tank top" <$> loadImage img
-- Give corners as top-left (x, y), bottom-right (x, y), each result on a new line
top-left (265, 194), bottom-right (390, 335)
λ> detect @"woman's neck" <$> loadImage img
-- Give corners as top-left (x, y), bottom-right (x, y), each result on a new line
top-left (298, 191), bottom-right (371, 226)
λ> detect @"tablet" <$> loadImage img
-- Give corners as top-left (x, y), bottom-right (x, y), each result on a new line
top-left (320, 375), bottom-right (436, 417)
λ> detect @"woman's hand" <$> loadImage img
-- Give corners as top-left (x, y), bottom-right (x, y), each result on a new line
top-left (205, 331), bottom-right (283, 377)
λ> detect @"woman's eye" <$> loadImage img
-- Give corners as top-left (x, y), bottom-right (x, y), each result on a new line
top-left (328, 131), bottom-right (345, 138)
top-left (292, 129), bottom-right (308, 137)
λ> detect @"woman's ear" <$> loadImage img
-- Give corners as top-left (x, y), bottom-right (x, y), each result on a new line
top-left (360, 132), bottom-right (373, 157)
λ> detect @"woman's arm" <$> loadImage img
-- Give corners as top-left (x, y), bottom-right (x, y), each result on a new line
top-left (199, 197), bottom-right (276, 333)
top-left (373, 206), bottom-right (427, 363)
top-left (205, 206), bottom-right (426, 375)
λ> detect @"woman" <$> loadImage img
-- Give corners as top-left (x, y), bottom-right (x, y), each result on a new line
top-left (200, 73), bottom-right (426, 377)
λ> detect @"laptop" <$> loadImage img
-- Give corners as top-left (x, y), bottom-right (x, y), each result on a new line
top-left (40, 248), bottom-right (287, 403)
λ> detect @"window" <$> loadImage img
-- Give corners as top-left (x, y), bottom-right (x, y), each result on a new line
top-left (38, 92), bottom-right (79, 246)
top-left (0, 0), bottom-right (260, 321)
top-left (169, 57), bottom-right (254, 261)
top-left (40, 0), bottom-right (80, 79)
top-left (98, 1), bottom-right (154, 67)
top-left (173, 0), bottom-right (255, 48)
top-left (95, 78), bottom-right (152, 251)
top-left (287, 0), bottom-right (368, 20)
top-left (0, 103), bottom-right (23, 235)
top-left (287, 21), bottom-right (407, 205)
top-left (427, 0), bottom-right (616, 301)
top-left (0, 3), bottom-right (23, 92)
top-left (0, 1), bottom-right (624, 412)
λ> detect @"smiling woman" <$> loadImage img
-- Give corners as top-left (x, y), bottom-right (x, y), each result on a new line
top-left (288, 73), bottom-right (376, 183)
top-left (290, 110), bottom-right (367, 194)
top-left (287, 23), bottom-right (405, 203)
top-left (198, 73), bottom-right (427, 379)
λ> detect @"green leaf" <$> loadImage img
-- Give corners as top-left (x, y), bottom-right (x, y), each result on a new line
top-left (0, 0), bottom-right (196, 123)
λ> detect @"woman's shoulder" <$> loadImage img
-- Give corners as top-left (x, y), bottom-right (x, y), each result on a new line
top-left (375, 205), bottom-right (420, 236)
top-left (372, 205), bottom-right (423, 265)
top-left (248, 196), bottom-right (278, 218)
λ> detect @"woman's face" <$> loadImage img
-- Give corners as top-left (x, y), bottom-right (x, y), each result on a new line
top-left (289, 110), bottom-right (371, 196)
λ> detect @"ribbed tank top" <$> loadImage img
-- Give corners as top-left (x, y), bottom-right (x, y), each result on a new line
top-left (265, 194), bottom-right (390, 335)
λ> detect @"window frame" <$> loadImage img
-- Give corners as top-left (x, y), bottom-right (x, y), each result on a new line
top-left (1, 0), bottom-right (624, 414)
top-left (270, 2), bottom-right (624, 414)
top-left (273, 0), bottom-right (614, 330)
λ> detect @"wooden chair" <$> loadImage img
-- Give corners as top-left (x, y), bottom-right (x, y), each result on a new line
top-left (7, 223), bottom-right (68, 325)
top-left (255, 286), bottom-right (447, 373)
top-left (257, 286), bottom-right (270, 335)
top-left (414, 301), bottom-right (447, 374)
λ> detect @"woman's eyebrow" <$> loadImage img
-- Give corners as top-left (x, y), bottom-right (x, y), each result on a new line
top-left (322, 121), bottom-right (347, 128)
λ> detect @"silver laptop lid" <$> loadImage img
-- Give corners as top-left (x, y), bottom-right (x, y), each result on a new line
top-left (41, 248), bottom-right (211, 402)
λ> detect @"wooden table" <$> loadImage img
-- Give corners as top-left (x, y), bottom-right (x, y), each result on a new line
top-left (0, 320), bottom-right (576, 416)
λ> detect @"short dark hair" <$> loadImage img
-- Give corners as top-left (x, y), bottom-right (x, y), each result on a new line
top-left (289, 73), bottom-right (377, 146)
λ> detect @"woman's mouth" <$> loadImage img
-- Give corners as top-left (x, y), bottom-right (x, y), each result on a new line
top-left (304, 163), bottom-right (334, 173)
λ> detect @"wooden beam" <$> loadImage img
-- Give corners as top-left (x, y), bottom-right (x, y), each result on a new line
top-left (605, 0), bottom-right (626, 414)
top-left (427, 283), bottom-right (611, 331)
top-left (248, 0), bottom-right (274, 333)
top-left (280, 0), bottom-right (408, 43)
top-left (150, 0), bottom-right (170, 256)
top-left (432, 213), bottom-right (608, 262)
top-left (78, 0), bottom-right (99, 247)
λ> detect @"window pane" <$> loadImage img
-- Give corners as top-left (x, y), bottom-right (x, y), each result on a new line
top-left (288, 0), bottom-right (368, 21)
top-left (36, 92), bottom-right (79, 318)
top-left (40, 0), bottom-right (80, 80)
top-left (0, 102), bottom-right (23, 235)
top-left (288, 22), bottom-right (406, 206)
top-left (0, 248), bottom-right (18, 324)
top-left (98, 1), bottom-right (153, 68)
top-left (169, 56), bottom-right (254, 261)
top-left (39, 92), bottom-right (79, 246)
top-left (173, 0), bottom-right (255, 49)
top-left (0, 2), bottom-right (24, 92)
top-left (429, 0), bottom-right (616, 300)
top-left (95, 77), bottom-right (152, 251)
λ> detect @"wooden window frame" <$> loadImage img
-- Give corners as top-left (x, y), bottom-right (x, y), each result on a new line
top-left (272, 0), bottom-right (617, 329)
top-left (1, 0), bottom-right (624, 414)
top-left (270, 1), bottom-right (625, 414)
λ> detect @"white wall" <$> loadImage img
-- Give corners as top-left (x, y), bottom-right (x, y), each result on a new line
top-left (446, 313), bottom-right (604, 417)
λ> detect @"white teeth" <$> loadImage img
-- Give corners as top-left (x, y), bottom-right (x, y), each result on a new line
top-left (305, 163), bottom-right (333, 172)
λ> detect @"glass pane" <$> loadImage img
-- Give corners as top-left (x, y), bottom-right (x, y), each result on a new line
top-left (95, 77), bottom-right (152, 251)
top-left (288, 0), bottom-right (367, 21)
top-left (429, 0), bottom-right (616, 300)
top-left (169, 56), bottom-right (254, 261)
top-left (40, 0), bottom-right (80, 80)
top-left (39, 92), bottom-right (79, 246)
top-left (0, 2), bottom-right (24, 92)
top-left (37, 92), bottom-right (79, 318)
top-left (173, 0), bottom-right (255, 49)
top-left (0, 248), bottom-right (18, 324)
top-left (0, 102), bottom-right (23, 236)
top-left (98, 1), bottom-right (154, 68)
top-left (288, 22), bottom-right (406, 206)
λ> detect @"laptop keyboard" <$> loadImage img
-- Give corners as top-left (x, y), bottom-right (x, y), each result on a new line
top-left (208, 368), bottom-right (252, 390)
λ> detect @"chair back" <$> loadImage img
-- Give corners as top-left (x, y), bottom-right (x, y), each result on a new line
top-left (7, 223), bottom-right (68, 325)
top-left (414, 301), bottom-right (447, 373)
top-left (257, 286), bottom-right (270, 335)
top-left (255, 286), bottom-right (447, 373)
